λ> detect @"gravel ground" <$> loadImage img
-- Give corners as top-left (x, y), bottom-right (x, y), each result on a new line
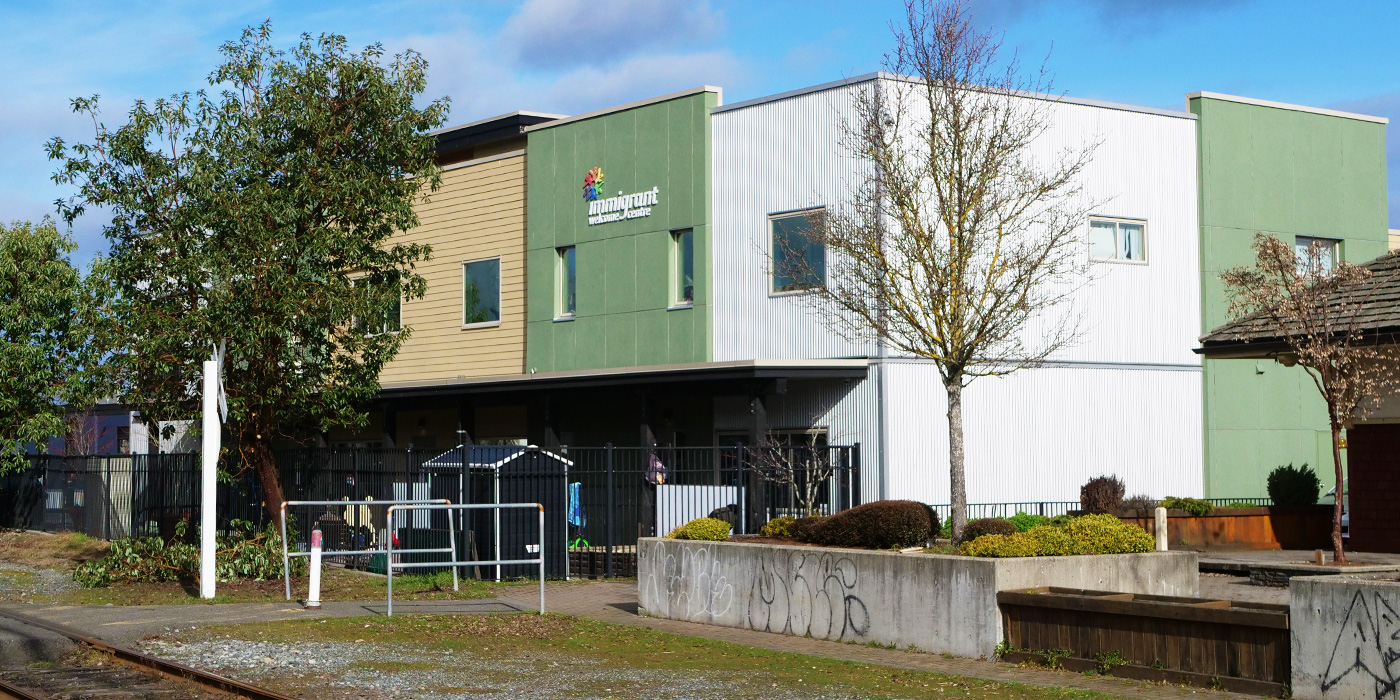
top-left (0, 562), bottom-right (81, 603)
top-left (138, 637), bottom-right (879, 699)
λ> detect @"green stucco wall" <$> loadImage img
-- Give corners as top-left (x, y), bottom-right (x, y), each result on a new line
top-left (525, 90), bottom-right (715, 373)
top-left (1193, 95), bottom-right (1389, 497)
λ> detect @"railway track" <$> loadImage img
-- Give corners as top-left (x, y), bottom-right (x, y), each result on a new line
top-left (0, 608), bottom-right (295, 700)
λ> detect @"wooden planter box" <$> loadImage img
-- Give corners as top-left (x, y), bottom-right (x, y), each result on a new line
top-left (1118, 506), bottom-right (1332, 550)
top-left (999, 587), bottom-right (1291, 696)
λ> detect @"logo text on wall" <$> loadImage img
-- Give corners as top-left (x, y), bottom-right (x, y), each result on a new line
top-left (583, 167), bottom-right (660, 226)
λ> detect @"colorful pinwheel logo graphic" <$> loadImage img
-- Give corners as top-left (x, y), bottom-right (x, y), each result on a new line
top-left (583, 167), bottom-right (605, 201)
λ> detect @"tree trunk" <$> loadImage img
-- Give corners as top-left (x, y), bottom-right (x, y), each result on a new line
top-left (946, 378), bottom-right (967, 543)
top-left (1330, 421), bottom-right (1347, 564)
top-left (248, 435), bottom-right (286, 531)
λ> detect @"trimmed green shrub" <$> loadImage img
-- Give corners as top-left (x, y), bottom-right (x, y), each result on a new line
top-left (666, 517), bottom-right (732, 541)
top-left (801, 500), bottom-right (934, 549)
top-left (789, 515), bottom-right (828, 542)
top-left (959, 514), bottom-right (1152, 557)
top-left (73, 519), bottom-right (293, 588)
top-left (1267, 463), bottom-right (1321, 507)
top-left (667, 517), bottom-right (732, 541)
top-left (1080, 475), bottom-right (1126, 514)
top-left (1158, 496), bottom-right (1213, 516)
top-left (962, 518), bottom-right (1017, 541)
top-left (1060, 513), bottom-right (1154, 554)
top-left (759, 516), bottom-right (796, 538)
top-left (1006, 512), bottom-right (1050, 532)
top-left (1224, 501), bottom-right (1258, 508)
top-left (1048, 514), bottom-right (1074, 527)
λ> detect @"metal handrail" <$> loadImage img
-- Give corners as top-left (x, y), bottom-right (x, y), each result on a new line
top-left (280, 498), bottom-right (456, 601)
top-left (385, 502), bottom-right (545, 617)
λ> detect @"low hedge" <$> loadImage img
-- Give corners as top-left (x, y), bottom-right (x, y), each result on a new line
top-left (962, 518), bottom-right (1017, 541)
top-left (1006, 512), bottom-right (1050, 532)
top-left (73, 519), bottom-right (293, 588)
top-left (666, 517), bottom-right (732, 541)
top-left (1158, 496), bottom-right (1213, 516)
top-left (794, 500), bottom-right (936, 549)
top-left (759, 516), bottom-right (796, 538)
top-left (959, 514), bottom-right (1153, 558)
top-left (788, 516), bottom-right (827, 542)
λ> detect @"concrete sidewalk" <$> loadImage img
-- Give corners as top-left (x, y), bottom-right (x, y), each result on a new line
top-left (4, 583), bottom-right (1256, 699)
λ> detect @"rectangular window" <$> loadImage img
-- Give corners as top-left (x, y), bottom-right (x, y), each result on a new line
top-left (671, 229), bottom-right (694, 306)
top-left (771, 210), bottom-right (825, 293)
top-left (462, 258), bottom-right (501, 326)
top-left (556, 246), bottom-right (576, 318)
top-left (1089, 217), bottom-right (1146, 263)
top-left (1295, 236), bottom-right (1339, 275)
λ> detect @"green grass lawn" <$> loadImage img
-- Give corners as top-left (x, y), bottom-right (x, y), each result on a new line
top-left (168, 613), bottom-right (1134, 700)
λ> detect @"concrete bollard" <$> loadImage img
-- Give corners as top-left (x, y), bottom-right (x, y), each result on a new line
top-left (307, 529), bottom-right (323, 610)
top-left (1154, 507), bottom-right (1168, 552)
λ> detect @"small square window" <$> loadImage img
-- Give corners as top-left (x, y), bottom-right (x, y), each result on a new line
top-left (1088, 218), bottom-right (1146, 263)
top-left (771, 210), bottom-right (826, 293)
top-left (1295, 236), bottom-right (1339, 275)
top-left (671, 229), bottom-right (694, 306)
top-left (463, 258), bottom-right (501, 326)
top-left (556, 246), bottom-right (576, 318)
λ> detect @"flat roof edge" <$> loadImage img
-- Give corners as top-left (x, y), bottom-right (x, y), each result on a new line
top-left (714, 71), bottom-right (1194, 120)
top-left (1186, 91), bottom-right (1389, 124)
top-left (712, 72), bottom-right (882, 114)
top-left (432, 110), bottom-right (566, 135)
top-left (525, 86), bottom-right (723, 133)
top-left (379, 358), bottom-right (870, 392)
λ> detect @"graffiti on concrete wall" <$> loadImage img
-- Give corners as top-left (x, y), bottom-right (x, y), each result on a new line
top-left (640, 542), bottom-right (734, 622)
top-left (1321, 589), bottom-right (1400, 698)
top-left (747, 551), bottom-right (869, 642)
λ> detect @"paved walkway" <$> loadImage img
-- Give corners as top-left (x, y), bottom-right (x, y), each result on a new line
top-left (4, 582), bottom-right (1258, 700)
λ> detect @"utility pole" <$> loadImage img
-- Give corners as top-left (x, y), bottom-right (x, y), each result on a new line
top-left (200, 342), bottom-right (227, 599)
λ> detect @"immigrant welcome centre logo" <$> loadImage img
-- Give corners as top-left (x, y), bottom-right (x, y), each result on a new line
top-left (583, 166), bottom-right (660, 226)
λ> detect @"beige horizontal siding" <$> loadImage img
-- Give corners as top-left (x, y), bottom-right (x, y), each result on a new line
top-left (381, 154), bottom-right (527, 384)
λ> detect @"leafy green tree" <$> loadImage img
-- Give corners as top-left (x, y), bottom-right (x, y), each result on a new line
top-left (0, 219), bottom-right (95, 470)
top-left (48, 23), bottom-right (448, 521)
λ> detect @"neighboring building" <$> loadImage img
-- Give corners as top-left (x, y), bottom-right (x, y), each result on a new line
top-left (1198, 252), bottom-right (1400, 552)
top-left (1190, 92), bottom-right (1390, 497)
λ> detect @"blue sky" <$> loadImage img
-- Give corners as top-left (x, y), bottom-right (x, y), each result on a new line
top-left (2, 0), bottom-right (1397, 265)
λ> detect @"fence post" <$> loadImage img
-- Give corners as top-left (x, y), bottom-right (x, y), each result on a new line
top-left (851, 443), bottom-right (861, 508)
top-left (737, 446), bottom-right (747, 535)
top-left (605, 443), bottom-right (614, 580)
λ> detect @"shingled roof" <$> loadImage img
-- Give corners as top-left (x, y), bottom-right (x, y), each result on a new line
top-left (1196, 250), bottom-right (1400, 359)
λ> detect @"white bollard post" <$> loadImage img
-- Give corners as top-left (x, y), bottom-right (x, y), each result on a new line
top-left (1154, 507), bottom-right (1168, 552)
top-left (307, 529), bottom-right (323, 610)
top-left (200, 360), bottom-right (218, 599)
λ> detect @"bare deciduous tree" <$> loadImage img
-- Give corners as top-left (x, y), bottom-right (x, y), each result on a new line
top-left (780, 0), bottom-right (1095, 541)
top-left (1220, 234), bottom-right (1399, 563)
top-left (749, 430), bottom-right (837, 518)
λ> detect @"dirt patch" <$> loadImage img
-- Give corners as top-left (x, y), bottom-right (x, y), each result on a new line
top-left (0, 530), bottom-right (110, 570)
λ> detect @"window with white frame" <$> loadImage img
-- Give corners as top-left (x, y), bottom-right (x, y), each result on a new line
top-left (1089, 217), bottom-right (1146, 263)
top-left (555, 246), bottom-right (576, 319)
top-left (462, 258), bottom-right (501, 326)
top-left (671, 229), bottom-right (694, 307)
top-left (771, 210), bottom-right (826, 293)
top-left (1295, 236), bottom-right (1339, 276)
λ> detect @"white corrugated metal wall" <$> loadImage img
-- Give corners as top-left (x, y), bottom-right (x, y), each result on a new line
top-left (710, 76), bottom-right (1203, 503)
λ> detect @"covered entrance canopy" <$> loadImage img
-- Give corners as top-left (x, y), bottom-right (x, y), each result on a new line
top-left (1195, 252), bottom-right (1400, 552)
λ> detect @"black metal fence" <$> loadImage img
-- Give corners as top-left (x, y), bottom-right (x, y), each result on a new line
top-left (1, 444), bottom-right (861, 580)
top-left (0, 454), bottom-right (264, 540)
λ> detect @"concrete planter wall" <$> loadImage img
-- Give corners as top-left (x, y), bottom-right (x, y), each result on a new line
top-left (1120, 506), bottom-right (1332, 550)
top-left (1291, 574), bottom-right (1400, 700)
top-left (636, 538), bottom-right (1198, 658)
